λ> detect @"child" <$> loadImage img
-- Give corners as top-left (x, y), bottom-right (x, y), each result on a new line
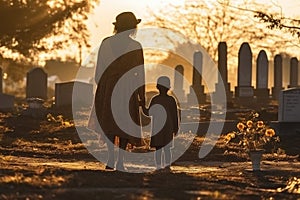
top-left (142, 76), bottom-right (179, 170)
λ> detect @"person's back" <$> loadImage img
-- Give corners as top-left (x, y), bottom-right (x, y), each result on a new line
top-left (93, 11), bottom-right (145, 171)
top-left (149, 93), bottom-right (178, 148)
top-left (143, 76), bottom-right (179, 170)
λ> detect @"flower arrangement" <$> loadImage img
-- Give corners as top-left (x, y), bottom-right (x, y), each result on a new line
top-left (224, 112), bottom-right (280, 152)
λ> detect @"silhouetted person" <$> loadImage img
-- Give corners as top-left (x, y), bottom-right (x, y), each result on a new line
top-left (93, 12), bottom-right (145, 171)
top-left (142, 76), bottom-right (179, 170)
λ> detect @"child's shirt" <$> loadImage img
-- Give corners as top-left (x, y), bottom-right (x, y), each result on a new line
top-left (147, 94), bottom-right (179, 147)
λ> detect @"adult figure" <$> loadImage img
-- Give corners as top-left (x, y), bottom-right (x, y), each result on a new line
top-left (94, 12), bottom-right (145, 171)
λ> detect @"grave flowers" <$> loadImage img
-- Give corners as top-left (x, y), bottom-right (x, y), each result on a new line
top-left (224, 112), bottom-right (280, 170)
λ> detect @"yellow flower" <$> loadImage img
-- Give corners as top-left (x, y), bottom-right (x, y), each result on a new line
top-left (237, 122), bottom-right (245, 131)
top-left (265, 129), bottom-right (275, 137)
top-left (228, 132), bottom-right (235, 139)
top-left (224, 132), bottom-right (236, 143)
top-left (257, 121), bottom-right (264, 128)
top-left (246, 120), bottom-right (253, 128)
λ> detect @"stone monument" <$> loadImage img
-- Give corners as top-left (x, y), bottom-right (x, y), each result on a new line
top-left (213, 42), bottom-right (232, 105)
top-left (271, 55), bottom-right (284, 100)
top-left (255, 50), bottom-right (270, 102)
top-left (26, 67), bottom-right (48, 100)
top-left (288, 57), bottom-right (298, 88)
top-left (173, 65), bottom-right (186, 102)
top-left (234, 42), bottom-right (254, 105)
top-left (187, 51), bottom-right (206, 105)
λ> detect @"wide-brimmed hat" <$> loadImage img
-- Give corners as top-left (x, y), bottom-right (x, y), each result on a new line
top-left (113, 12), bottom-right (141, 31)
top-left (157, 76), bottom-right (171, 89)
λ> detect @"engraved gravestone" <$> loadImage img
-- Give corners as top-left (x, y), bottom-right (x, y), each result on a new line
top-left (26, 67), bottom-right (47, 99)
top-left (279, 88), bottom-right (300, 122)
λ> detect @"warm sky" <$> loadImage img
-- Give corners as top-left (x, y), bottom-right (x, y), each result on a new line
top-left (83, 0), bottom-right (300, 92)
top-left (88, 0), bottom-right (300, 49)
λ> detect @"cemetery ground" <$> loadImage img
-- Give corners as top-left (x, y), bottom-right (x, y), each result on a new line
top-left (0, 103), bottom-right (299, 200)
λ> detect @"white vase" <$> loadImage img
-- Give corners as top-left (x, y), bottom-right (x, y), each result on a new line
top-left (249, 149), bottom-right (264, 171)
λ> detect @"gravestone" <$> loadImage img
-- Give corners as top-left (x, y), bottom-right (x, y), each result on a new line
top-left (255, 50), bottom-right (270, 101)
top-left (234, 42), bottom-right (254, 104)
top-left (278, 88), bottom-right (300, 122)
top-left (55, 81), bottom-right (93, 108)
top-left (0, 67), bottom-right (15, 111)
top-left (213, 42), bottom-right (232, 105)
top-left (173, 65), bottom-right (186, 102)
top-left (187, 51), bottom-right (206, 105)
top-left (26, 67), bottom-right (47, 100)
top-left (272, 55), bottom-right (284, 100)
top-left (288, 57), bottom-right (298, 88)
top-left (278, 88), bottom-right (300, 135)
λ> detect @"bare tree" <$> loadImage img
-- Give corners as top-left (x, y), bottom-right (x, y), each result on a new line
top-left (145, 0), bottom-right (299, 68)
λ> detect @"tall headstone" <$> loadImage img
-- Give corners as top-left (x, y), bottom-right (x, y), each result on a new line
top-left (213, 42), bottom-right (232, 105)
top-left (173, 65), bottom-right (186, 102)
top-left (271, 55), bottom-right (283, 100)
top-left (255, 50), bottom-right (269, 101)
top-left (187, 51), bottom-right (206, 105)
top-left (0, 67), bottom-right (2, 93)
top-left (26, 67), bottom-right (48, 100)
top-left (235, 42), bottom-right (254, 104)
top-left (288, 57), bottom-right (298, 88)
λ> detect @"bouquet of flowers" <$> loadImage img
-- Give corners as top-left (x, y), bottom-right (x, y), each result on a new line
top-left (224, 112), bottom-right (280, 152)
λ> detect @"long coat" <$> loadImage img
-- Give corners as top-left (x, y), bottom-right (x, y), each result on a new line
top-left (148, 94), bottom-right (179, 148)
top-left (94, 34), bottom-right (145, 146)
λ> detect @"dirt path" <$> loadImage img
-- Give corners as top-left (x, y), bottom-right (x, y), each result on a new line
top-left (1, 154), bottom-right (300, 200)
top-left (0, 112), bottom-right (299, 199)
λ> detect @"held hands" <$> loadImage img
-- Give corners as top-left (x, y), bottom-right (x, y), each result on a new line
top-left (141, 105), bottom-right (148, 116)
top-left (139, 101), bottom-right (148, 116)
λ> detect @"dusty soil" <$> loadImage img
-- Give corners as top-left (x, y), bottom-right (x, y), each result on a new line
top-left (0, 110), bottom-right (299, 200)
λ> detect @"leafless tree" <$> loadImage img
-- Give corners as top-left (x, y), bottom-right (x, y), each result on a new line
top-left (145, 0), bottom-right (299, 68)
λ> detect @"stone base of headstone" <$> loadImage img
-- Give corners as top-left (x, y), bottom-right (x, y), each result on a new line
top-left (234, 86), bottom-right (255, 106)
top-left (23, 107), bottom-right (47, 119)
top-left (235, 86), bottom-right (254, 97)
top-left (271, 87), bottom-right (283, 100)
top-left (0, 93), bottom-right (15, 111)
top-left (254, 88), bottom-right (270, 102)
top-left (213, 82), bottom-right (232, 105)
top-left (55, 81), bottom-right (93, 109)
top-left (187, 85), bottom-right (206, 105)
top-left (288, 85), bottom-right (299, 89)
top-left (22, 98), bottom-right (47, 119)
top-left (173, 89), bottom-right (185, 103)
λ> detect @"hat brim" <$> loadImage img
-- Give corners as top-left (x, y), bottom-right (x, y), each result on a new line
top-left (113, 19), bottom-right (141, 25)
